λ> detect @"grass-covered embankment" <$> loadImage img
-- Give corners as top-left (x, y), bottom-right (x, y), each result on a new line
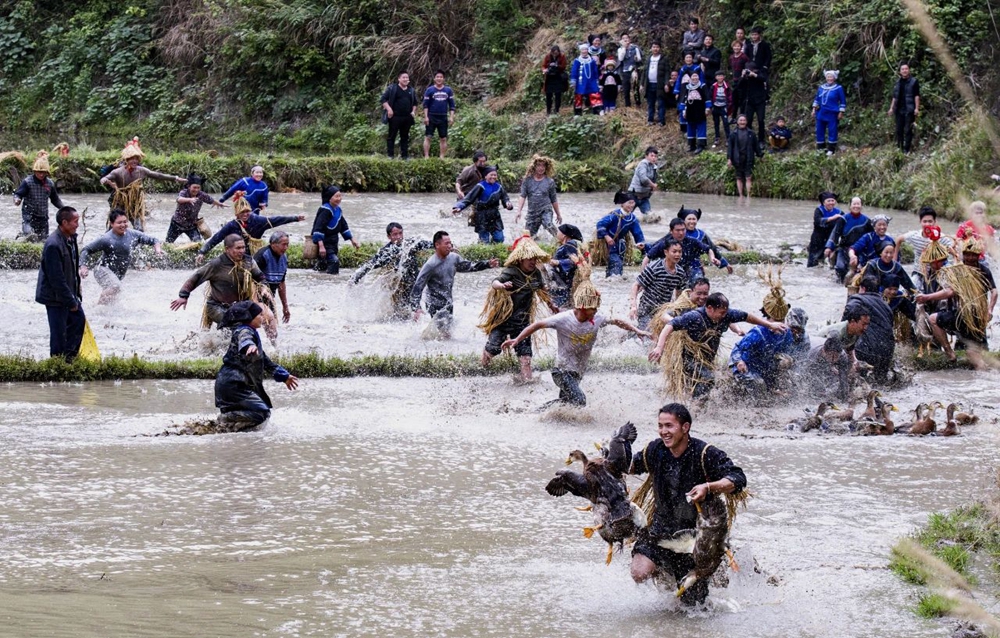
top-left (890, 501), bottom-right (1000, 630)
top-left (0, 239), bottom-right (789, 271)
top-left (0, 352), bottom-right (656, 383)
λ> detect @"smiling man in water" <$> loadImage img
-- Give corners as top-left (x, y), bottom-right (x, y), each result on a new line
top-left (628, 403), bottom-right (746, 605)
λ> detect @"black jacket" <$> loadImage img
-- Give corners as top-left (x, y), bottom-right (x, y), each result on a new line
top-left (844, 292), bottom-right (895, 365)
top-left (35, 230), bottom-right (81, 307)
top-left (745, 40), bottom-right (772, 76)
top-left (643, 55), bottom-right (671, 96)
top-left (893, 77), bottom-right (920, 114)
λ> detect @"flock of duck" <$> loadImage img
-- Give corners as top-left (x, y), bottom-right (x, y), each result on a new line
top-left (788, 390), bottom-right (978, 436)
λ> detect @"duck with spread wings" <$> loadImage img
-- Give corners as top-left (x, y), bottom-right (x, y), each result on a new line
top-left (545, 422), bottom-right (645, 564)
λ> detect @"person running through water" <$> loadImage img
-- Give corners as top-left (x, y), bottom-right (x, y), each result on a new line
top-left (596, 191), bottom-right (646, 278)
top-left (214, 300), bottom-right (298, 432)
top-left (480, 235), bottom-right (559, 382)
top-left (410, 231), bottom-right (499, 338)
top-left (80, 209), bottom-right (164, 305)
top-left (311, 186), bottom-right (360, 275)
top-left (198, 191), bottom-right (304, 263)
top-left (502, 269), bottom-right (648, 407)
top-left (99, 137), bottom-right (186, 231)
top-left (548, 224), bottom-right (585, 310)
top-left (452, 166), bottom-right (512, 244)
top-left (353, 222), bottom-right (434, 317)
top-left (13, 151), bottom-right (65, 241)
top-left (253, 231), bottom-right (293, 324)
top-left (167, 174), bottom-right (225, 244)
top-left (170, 234), bottom-right (267, 330)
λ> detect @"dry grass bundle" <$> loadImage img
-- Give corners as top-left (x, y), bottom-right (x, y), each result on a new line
top-left (648, 290), bottom-right (697, 341)
top-left (478, 287), bottom-right (514, 335)
top-left (660, 330), bottom-right (715, 399)
top-left (587, 232), bottom-right (637, 267)
top-left (893, 305), bottom-right (914, 343)
top-left (938, 264), bottom-right (991, 339)
top-left (246, 237), bottom-right (266, 255)
top-left (111, 180), bottom-right (147, 227)
top-left (758, 264), bottom-right (789, 321)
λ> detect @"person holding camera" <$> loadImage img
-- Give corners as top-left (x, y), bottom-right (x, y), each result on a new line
top-left (616, 34), bottom-right (642, 108)
top-left (542, 45), bottom-right (568, 115)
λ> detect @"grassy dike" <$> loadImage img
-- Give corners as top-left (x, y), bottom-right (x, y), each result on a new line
top-left (0, 239), bottom-right (786, 271)
top-left (0, 352), bottom-right (655, 383)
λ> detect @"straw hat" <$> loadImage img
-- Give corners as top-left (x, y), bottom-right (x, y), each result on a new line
top-left (920, 226), bottom-right (950, 264)
top-left (960, 236), bottom-right (986, 255)
top-left (573, 279), bottom-right (602, 309)
top-left (31, 151), bottom-right (51, 173)
top-left (120, 136), bottom-right (145, 161)
top-left (758, 265), bottom-right (789, 322)
top-left (505, 233), bottom-right (549, 266)
top-left (232, 191), bottom-right (252, 215)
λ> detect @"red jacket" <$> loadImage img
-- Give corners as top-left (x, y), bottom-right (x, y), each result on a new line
top-left (711, 81), bottom-right (734, 116)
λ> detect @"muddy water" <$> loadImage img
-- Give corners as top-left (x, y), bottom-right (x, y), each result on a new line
top-left (0, 190), bottom-right (989, 637)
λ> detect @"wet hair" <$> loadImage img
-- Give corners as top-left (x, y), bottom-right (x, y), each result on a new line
top-left (56, 206), bottom-right (77, 225)
top-left (669, 218), bottom-right (687, 230)
top-left (659, 402), bottom-right (693, 426)
top-left (859, 274), bottom-right (881, 292)
top-left (663, 238), bottom-right (682, 251)
top-left (918, 206), bottom-right (937, 220)
top-left (472, 150), bottom-right (487, 162)
top-left (186, 173), bottom-right (204, 186)
top-left (433, 230), bottom-right (449, 245)
top-left (705, 292), bottom-right (729, 309)
top-left (691, 277), bottom-right (710, 289)
top-left (108, 209), bottom-right (127, 224)
top-left (844, 305), bottom-right (870, 323)
top-left (269, 230), bottom-right (289, 245)
top-left (223, 233), bottom-right (245, 249)
top-left (322, 185), bottom-right (341, 202)
top-left (386, 222), bottom-right (403, 236)
top-left (823, 334), bottom-right (844, 353)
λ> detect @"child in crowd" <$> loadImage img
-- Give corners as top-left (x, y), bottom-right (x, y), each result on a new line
top-left (768, 116), bottom-right (793, 152)
top-left (600, 59), bottom-right (622, 113)
top-left (710, 70), bottom-right (732, 148)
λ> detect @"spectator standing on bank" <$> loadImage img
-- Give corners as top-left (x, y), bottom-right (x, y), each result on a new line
top-left (422, 70), bottom-right (456, 159)
top-left (571, 43), bottom-right (602, 116)
top-left (888, 63), bottom-right (921, 154)
top-left (681, 73), bottom-right (711, 154)
top-left (728, 40), bottom-right (750, 117)
top-left (588, 34), bottom-right (607, 67)
top-left (812, 70), bottom-right (846, 155)
top-left (681, 17), bottom-right (706, 57)
top-left (741, 61), bottom-right (768, 148)
top-left (617, 34), bottom-right (642, 108)
top-left (697, 34), bottom-right (722, 83)
top-left (644, 41), bottom-right (670, 126)
top-left (542, 45), bottom-right (568, 115)
top-left (710, 70), bottom-right (733, 148)
top-left (381, 72), bottom-right (418, 160)
top-left (600, 59), bottom-right (622, 113)
top-left (745, 26), bottom-right (772, 82)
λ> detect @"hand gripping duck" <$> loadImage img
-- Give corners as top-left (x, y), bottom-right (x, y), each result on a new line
top-left (545, 423), bottom-right (645, 564)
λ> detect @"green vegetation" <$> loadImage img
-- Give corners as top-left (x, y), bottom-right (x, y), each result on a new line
top-left (1, 0), bottom-right (998, 213)
top-left (0, 352), bottom-right (655, 382)
top-left (915, 593), bottom-right (958, 618)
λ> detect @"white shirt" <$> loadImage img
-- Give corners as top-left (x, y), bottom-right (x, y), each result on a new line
top-left (648, 55), bottom-right (661, 83)
top-left (543, 311), bottom-right (608, 374)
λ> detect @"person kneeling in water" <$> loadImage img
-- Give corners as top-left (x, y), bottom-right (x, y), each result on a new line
top-left (215, 301), bottom-right (298, 431)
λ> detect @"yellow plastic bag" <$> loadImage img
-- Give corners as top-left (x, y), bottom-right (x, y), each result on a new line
top-left (79, 320), bottom-right (101, 362)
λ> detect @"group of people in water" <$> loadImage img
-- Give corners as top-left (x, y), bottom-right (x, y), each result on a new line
top-left (20, 135), bottom-right (1000, 606)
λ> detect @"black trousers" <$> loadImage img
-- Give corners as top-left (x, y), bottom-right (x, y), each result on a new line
top-left (620, 70), bottom-right (634, 107)
top-left (745, 99), bottom-right (767, 144)
top-left (545, 90), bottom-right (563, 114)
top-left (46, 304), bottom-right (86, 360)
top-left (387, 115), bottom-right (414, 159)
top-left (895, 112), bottom-right (916, 153)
